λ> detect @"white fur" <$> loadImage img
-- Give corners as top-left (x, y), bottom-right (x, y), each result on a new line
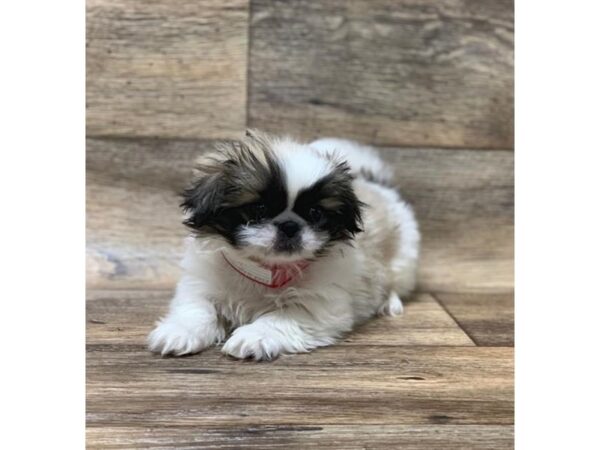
top-left (148, 137), bottom-right (420, 360)
top-left (273, 137), bottom-right (336, 203)
top-left (378, 291), bottom-right (404, 316)
top-left (310, 137), bottom-right (394, 185)
top-left (236, 218), bottom-right (327, 261)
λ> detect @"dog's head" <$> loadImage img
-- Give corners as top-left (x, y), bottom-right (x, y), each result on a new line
top-left (181, 130), bottom-right (364, 262)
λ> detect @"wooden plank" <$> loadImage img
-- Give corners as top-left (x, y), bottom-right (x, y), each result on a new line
top-left (86, 0), bottom-right (248, 139)
top-left (87, 344), bottom-right (513, 427)
top-left (87, 290), bottom-right (474, 346)
top-left (86, 172), bottom-right (184, 288)
top-left (249, 0), bottom-right (513, 149)
top-left (385, 148), bottom-right (514, 293)
top-left (86, 138), bottom-right (513, 293)
top-left (87, 424), bottom-right (514, 449)
top-left (435, 293), bottom-right (514, 346)
top-left (86, 138), bottom-right (206, 288)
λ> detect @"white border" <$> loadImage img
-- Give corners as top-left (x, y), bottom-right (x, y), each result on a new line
top-left (1, 0), bottom-right (599, 447)
top-left (0, 1), bottom-right (85, 448)
top-left (516, 0), bottom-right (600, 448)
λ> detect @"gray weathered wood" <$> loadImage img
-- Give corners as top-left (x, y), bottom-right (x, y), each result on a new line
top-left (86, 138), bottom-right (208, 288)
top-left (86, 425), bottom-right (514, 449)
top-left (86, 0), bottom-right (249, 139)
top-left (383, 147), bottom-right (514, 293)
top-left (86, 289), bottom-right (513, 446)
top-left (435, 293), bottom-right (514, 346)
top-left (249, 0), bottom-right (513, 149)
top-left (86, 137), bottom-right (513, 292)
top-left (87, 344), bottom-right (513, 426)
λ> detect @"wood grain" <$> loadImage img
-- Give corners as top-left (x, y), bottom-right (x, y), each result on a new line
top-left (87, 290), bottom-right (474, 346)
top-left (435, 293), bottom-right (514, 346)
top-left (86, 425), bottom-right (514, 449)
top-left (86, 138), bottom-right (513, 292)
top-left (86, 138), bottom-right (207, 288)
top-left (384, 147), bottom-right (514, 293)
top-left (86, 289), bottom-right (513, 447)
top-left (249, 0), bottom-right (514, 149)
top-left (87, 343), bottom-right (513, 427)
top-left (86, 0), bottom-right (248, 139)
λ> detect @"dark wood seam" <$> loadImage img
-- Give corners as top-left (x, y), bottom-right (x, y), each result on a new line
top-left (430, 292), bottom-right (478, 346)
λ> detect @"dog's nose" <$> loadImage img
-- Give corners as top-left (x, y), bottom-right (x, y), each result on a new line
top-left (278, 220), bottom-right (301, 238)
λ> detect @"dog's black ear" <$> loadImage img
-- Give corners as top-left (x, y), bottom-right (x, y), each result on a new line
top-left (319, 161), bottom-right (365, 240)
top-left (180, 173), bottom-right (226, 230)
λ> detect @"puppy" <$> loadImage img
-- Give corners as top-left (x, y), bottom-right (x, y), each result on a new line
top-left (148, 130), bottom-right (420, 360)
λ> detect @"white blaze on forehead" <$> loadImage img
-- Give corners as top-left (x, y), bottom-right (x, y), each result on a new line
top-left (272, 139), bottom-right (334, 206)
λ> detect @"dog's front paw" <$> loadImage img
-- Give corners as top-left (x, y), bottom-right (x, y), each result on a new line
top-left (148, 319), bottom-right (224, 356)
top-left (221, 323), bottom-right (286, 361)
top-left (378, 291), bottom-right (404, 316)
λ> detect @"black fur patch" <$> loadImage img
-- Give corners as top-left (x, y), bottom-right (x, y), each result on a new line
top-left (181, 139), bottom-right (364, 253)
top-left (293, 161), bottom-right (364, 242)
top-left (181, 142), bottom-right (288, 246)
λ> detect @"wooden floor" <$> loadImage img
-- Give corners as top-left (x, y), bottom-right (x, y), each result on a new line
top-left (87, 290), bottom-right (513, 449)
top-left (87, 0), bottom-right (513, 448)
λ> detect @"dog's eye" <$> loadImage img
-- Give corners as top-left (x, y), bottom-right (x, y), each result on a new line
top-left (250, 202), bottom-right (267, 218)
top-left (308, 206), bottom-right (323, 222)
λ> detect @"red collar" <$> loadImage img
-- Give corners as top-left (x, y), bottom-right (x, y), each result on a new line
top-left (221, 251), bottom-right (309, 289)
